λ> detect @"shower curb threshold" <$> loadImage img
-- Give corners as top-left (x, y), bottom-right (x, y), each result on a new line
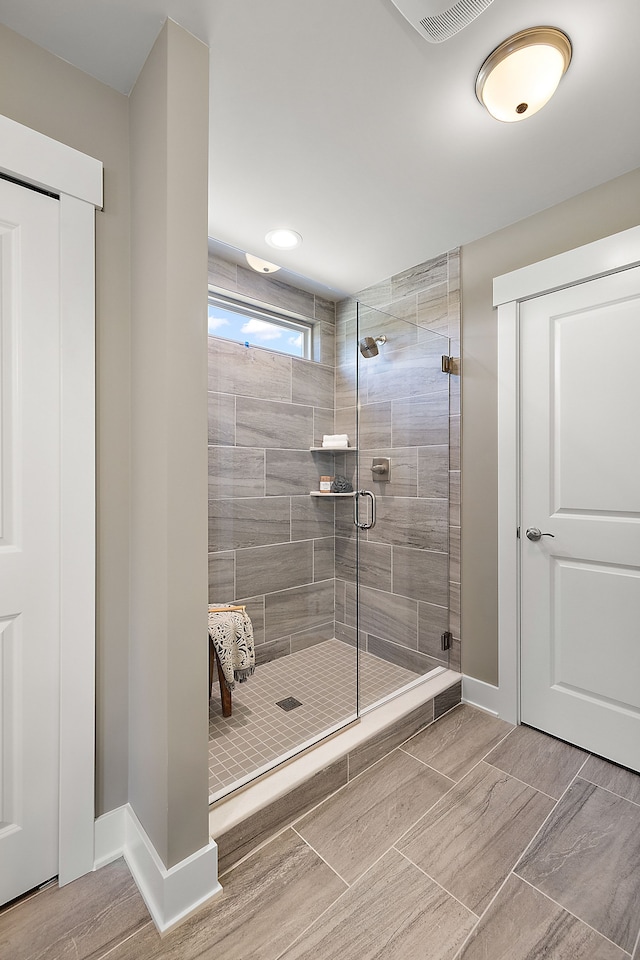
top-left (210, 669), bottom-right (462, 874)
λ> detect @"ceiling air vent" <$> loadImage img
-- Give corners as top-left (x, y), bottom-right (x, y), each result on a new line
top-left (389, 0), bottom-right (496, 43)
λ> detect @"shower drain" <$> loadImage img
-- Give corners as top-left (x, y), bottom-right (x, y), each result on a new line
top-left (276, 697), bottom-right (303, 712)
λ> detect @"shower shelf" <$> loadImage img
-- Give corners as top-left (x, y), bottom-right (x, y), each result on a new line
top-left (309, 491), bottom-right (355, 497)
top-left (309, 447), bottom-right (357, 452)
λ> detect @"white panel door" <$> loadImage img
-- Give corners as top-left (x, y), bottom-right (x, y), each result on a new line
top-left (520, 266), bottom-right (640, 772)
top-left (0, 178), bottom-right (61, 903)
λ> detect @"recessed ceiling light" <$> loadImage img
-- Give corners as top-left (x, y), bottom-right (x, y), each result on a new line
top-left (245, 253), bottom-right (281, 274)
top-left (476, 26), bottom-right (572, 123)
top-left (265, 229), bottom-right (303, 251)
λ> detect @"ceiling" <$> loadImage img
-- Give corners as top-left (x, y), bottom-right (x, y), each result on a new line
top-left (2, 0), bottom-right (639, 295)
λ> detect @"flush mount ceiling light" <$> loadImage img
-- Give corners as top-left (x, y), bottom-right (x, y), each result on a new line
top-left (265, 228), bottom-right (303, 251)
top-left (476, 26), bottom-right (572, 122)
top-left (245, 253), bottom-right (281, 274)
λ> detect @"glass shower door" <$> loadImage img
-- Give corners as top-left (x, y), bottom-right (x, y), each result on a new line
top-left (352, 300), bottom-right (451, 713)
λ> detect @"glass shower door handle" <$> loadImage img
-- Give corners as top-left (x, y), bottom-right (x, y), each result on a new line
top-left (354, 489), bottom-right (377, 530)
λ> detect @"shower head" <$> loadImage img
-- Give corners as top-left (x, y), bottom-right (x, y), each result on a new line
top-left (359, 335), bottom-right (387, 358)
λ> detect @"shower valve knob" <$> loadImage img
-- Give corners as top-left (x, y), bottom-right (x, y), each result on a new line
top-left (371, 457), bottom-right (391, 481)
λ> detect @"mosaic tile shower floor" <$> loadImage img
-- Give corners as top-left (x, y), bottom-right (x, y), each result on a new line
top-left (208, 638), bottom-right (422, 801)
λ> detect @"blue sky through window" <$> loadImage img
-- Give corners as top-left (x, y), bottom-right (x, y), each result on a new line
top-left (207, 303), bottom-right (306, 358)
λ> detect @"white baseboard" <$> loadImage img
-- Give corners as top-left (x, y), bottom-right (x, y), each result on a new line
top-left (94, 805), bottom-right (221, 933)
top-left (462, 675), bottom-right (501, 717)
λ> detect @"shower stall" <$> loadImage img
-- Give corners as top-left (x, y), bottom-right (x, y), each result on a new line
top-left (207, 249), bottom-right (458, 803)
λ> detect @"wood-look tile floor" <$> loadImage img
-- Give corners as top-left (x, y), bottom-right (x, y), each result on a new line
top-left (4, 705), bottom-right (640, 960)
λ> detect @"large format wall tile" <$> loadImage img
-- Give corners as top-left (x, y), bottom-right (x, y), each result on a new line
top-left (417, 445), bottom-right (449, 498)
top-left (335, 361), bottom-right (356, 408)
top-left (392, 396), bottom-right (449, 447)
top-left (371, 497), bottom-right (448, 551)
top-left (418, 600), bottom-right (450, 660)
top-left (295, 749), bottom-right (452, 884)
top-left (392, 253), bottom-right (447, 300)
top-left (207, 391), bottom-right (235, 445)
top-left (333, 405), bottom-right (356, 445)
top-left (313, 538), bottom-right (335, 582)
top-left (358, 400), bottom-right (392, 449)
top-left (292, 359), bottom-right (334, 408)
top-left (208, 446), bottom-right (265, 498)
top-left (208, 337), bottom-right (292, 402)
top-left (208, 550), bottom-right (235, 603)
top-left (279, 849), bottom-right (475, 960)
top-left (317, 320), bottom-right (336, 367)
top-left (315, 295), bottom-right (336, 325)
top-left (236, 396), bottom-right (313, 449)
top-left (366, 347), bottom-right (445, 404)
top-left (234, 595), bottom-right (265, 646)
top-left (358, 303), bottom-right (419, 350)
top-left (367, 634), bottom-right (441, 676)
top-left (266, 449), bottom-right (333, 496)
top-left (290, 620), bottom-right (335, 653)
top-left (417, 280), bottom-right (449, 338)
top-left (255, 636), bottom-right (291, 665)
top-left (398, 761), bottom-right (555, 914)
top-left (208, 252), bottom-right (237, 289)
top-left (334, 537), bottom-right (392, 591)
top-left (434, 681), bottom-right (462, 718)
top-left (235, 541), bottom-right (314, 598)
top-left (291, 496), bottom-right (335, 541)
top-left (237, 264), bottom-right (316, 317)
top-left (264, 581), bottom-right (334, 642)
top-left (516, 778), bottom-right (640, 953)
top-left (352, 585), bottom-right (418, 649)
top-left (313, 407), bottom-right (335, 446)
top-left (392, 544), bottom-right (448, 606)
top-left (449, 523), bottom-right (460, 582)
top-left (359, 446), bottom-right (418, 498)
top-left (209, 497), bottom-right (290, 551)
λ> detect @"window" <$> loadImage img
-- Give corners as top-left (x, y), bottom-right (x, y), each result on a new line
top-left (207, 294), bottom-right (312, 359)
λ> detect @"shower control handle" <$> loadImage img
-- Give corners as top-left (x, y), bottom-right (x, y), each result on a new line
top-left (525, 527), bottom-right (555, 541)
top-left (354, 490), bottom-right (377, 530)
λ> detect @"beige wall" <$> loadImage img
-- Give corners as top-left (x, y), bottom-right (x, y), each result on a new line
top-left (461, 166), bottom-right (640, 685)
top-left (0, 23), bottom-right (131, 815)
top-left (1, 18), bottom-right (211, 868)
top-left (129, 20), bottom-right (210, 868)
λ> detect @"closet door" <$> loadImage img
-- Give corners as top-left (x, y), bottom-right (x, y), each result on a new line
top-left (0, 178), bottom-right (61, 903)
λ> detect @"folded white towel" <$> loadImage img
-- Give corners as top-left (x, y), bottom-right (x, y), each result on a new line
top-left (322, 434), bottom-right (349, 444)
top-left (322, 440), bottom-right (349, 448)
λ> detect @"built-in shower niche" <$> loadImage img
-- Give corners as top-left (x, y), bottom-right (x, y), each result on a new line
top-left (206, 244), bottom-right (459, 803)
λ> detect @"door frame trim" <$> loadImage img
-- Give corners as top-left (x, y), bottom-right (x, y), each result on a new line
top-left (493, 224), bottom-right (640, 725)
top-left (0, 115), bottom-right (102, 885)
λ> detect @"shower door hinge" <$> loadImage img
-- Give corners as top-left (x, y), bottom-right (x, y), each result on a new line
top-left (441, 356), bottom-right (459, 375)
top-left (440, 631), bottom-right (452, 651)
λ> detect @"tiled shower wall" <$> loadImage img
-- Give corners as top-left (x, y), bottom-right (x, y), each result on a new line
top-left (207, 254), bottom-right (339, 665)
top-left (334, 250), bottom-right (462, 673)
top-left (207, 249), bottom-right (461, 672)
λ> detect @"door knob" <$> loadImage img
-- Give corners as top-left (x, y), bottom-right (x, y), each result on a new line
top-left (525, 527), bottom-right (555, 541)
